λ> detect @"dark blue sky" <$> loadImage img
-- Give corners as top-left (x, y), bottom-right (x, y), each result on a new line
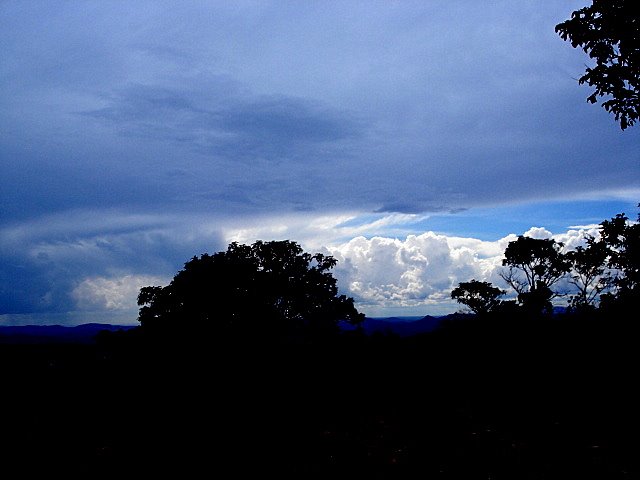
top-left (1, 1), bottom-right (638, 324)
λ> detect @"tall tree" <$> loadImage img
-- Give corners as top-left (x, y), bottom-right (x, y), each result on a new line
top-left (500, 236), bottom-right (570, 315)
top-left (138, 240), bottom-right (364, 338)
top-left (598, 209), bottom-right (640, 309)
top-left (566, 236), bottom-right (611, 310)
top-left (556, 0), bottom-right (640, 129)
top-left (451, 280), bottom-right (506, 315)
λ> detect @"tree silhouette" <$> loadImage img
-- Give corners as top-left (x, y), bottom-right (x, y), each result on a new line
top-left (137, 240), bottom-right (364, 339)
top-left (566, 236), bottom-right (611, 310)
top-left (451, 280), bottom-right (506, 315)
top-left (598, 209), bottom-right (640, 309)
top-left (556, 0), bottom-right (640, 129)
top-left (500, 236), bottom-right (569, 315)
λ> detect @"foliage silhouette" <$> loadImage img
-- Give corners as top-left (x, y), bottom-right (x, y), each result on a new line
top-left (500, 236), bottom-right (569, 315)
top-left (556, 0), bottom-right (640, 129)
top-left (451, 208), bottom-right (639, 316)
top-left (598, 208), bottom-right (640, 311)
top-left (451, 279), bottom-right (506, 315)
top-left (137, 240), bottom-right (364, 340)
top-left (566, 234), bottom-right (611, 311)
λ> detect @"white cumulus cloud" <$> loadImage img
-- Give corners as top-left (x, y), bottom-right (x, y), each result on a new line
top-left (328, 232), bottom-right (512, 315)
top-left (325, 223), bottom-right (606, 316)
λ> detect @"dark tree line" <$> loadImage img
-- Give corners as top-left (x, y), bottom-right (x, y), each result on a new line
top-left (452, 208), bottom-right (640, 316)
top-left (111, 208), bottom-right (639, 478)
top-left (137, 209), bottom-right (638, 339)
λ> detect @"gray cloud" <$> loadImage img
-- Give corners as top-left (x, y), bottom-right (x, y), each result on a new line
top-left (221, 96), bottom-right (361, 143)
top-left (2, 1), bottom-right (637, 224)
top-left (0, 211), bottom-right (226, 316)
top-left (81, 84), bottom-right (364, 162)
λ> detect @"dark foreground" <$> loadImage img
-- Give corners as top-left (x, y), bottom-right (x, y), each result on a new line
top-left (1, 315), bottom-right (638, 479)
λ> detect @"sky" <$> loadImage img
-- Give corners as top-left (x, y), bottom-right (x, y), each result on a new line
top-left (1, 1), bottom-right (638, 325)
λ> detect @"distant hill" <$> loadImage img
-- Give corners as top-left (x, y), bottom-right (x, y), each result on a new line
top-left (361, 315), bottom-right (452, 336)
top-left (0, 323), bottom-right (136, 344)
top-left (0, 315), bottom-right (475, 344)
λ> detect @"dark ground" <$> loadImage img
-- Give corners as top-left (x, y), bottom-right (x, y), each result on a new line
top-left (1, 315), bottom-right (638, 479)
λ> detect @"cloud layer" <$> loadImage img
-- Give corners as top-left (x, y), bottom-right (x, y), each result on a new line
top-left (1, 2), bottom-right (638, 323)
top-left (2, 1), bottom-right (638, 224)
top-left (0, 206), bottom-right (606, 324)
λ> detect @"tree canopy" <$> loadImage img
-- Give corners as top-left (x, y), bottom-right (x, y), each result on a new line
top-left (598, 210), bottom-right (640, 310)
top-left (566, 236), bottom-right (610, 310)
top-left (556, 0), bottom-right (640, 129)
top-left (500, 237), bottom-right (569, 294)
top-left (451, 280), bottom-right (505, 315)
top-left (137, 240), bottom-right (364, 339)
top-left (500, 236), bottom-right (569, 315)
top-left (450, 207), bottom-right (639, 317)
